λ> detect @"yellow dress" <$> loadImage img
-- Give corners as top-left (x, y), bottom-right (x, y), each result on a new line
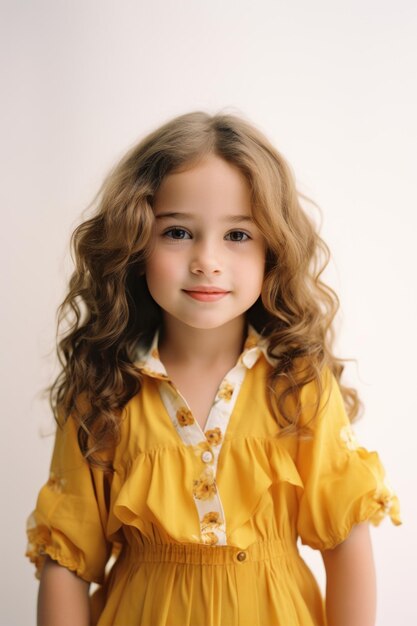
top-left (26, 328), bottom-right (402, 626)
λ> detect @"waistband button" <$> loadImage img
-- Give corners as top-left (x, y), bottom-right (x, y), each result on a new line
top-left (236, 551), bottom-right (247, 562)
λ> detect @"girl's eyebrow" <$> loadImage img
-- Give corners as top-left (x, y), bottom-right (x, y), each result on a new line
top-left (155, 211), bottom-right (254, 223)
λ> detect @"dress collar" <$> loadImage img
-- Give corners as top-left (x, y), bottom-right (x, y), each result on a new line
top-left (134, 325), bottom-right (275, 381)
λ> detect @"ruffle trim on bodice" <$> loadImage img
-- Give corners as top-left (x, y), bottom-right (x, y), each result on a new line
top-left (109, 436), bottom-right (401, 551)
top-left (110, 445), bottom-right (201, 543)
top-left (216, 437), bottom-right (303, 547)
top-left (108, 437), bottom-right (304, 549)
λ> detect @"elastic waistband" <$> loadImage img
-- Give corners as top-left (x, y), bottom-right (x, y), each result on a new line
top-left (128, 537), bottom-right (294, 565)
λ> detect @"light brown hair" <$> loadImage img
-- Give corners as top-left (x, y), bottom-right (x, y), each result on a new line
top-left (49, 111), bottom-right (361, 464)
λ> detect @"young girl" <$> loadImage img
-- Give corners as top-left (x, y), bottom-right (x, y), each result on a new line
top-left (27, 111), bottom-right (402, 626)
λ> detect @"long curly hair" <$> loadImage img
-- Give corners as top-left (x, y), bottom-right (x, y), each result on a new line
top-left (49, 110), bottom-right (361, 465)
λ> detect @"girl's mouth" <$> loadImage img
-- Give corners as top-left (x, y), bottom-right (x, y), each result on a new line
top-left (182, 289), bottom-right (230, 302)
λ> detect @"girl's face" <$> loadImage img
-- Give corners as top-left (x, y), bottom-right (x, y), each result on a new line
top-left (145, 154), bottom-right (266, 332)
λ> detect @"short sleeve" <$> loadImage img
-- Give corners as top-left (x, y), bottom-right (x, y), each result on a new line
top-left (296, 368), bottom-right (402, 551)
top-left (26, 416), bottom-right (112, 583)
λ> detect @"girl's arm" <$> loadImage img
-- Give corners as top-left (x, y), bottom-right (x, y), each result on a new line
top-left (37, 557), bottom-right (90, 626)
top-left (321, 521), bottom-right (377, 626)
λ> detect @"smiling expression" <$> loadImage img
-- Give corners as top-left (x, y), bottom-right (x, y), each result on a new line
top-left (145, 154), bottom-right (266, 332)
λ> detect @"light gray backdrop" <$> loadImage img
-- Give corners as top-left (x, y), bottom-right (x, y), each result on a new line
top-left (1, 1), bottom-right (415, 624)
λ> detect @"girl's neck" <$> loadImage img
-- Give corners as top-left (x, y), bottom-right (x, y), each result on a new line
top-left (158, 316), bottom-right (247, 369)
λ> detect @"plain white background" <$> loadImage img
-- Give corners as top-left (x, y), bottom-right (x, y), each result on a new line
top-left (1, 1), bottom-right (416, 624)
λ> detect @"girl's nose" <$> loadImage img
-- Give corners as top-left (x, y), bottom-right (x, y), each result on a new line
top-left (189, 240), bottom-right (222, 276)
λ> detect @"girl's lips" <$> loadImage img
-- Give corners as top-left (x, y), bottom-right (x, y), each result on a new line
top-left (183, 289), bottom-right (230, 302)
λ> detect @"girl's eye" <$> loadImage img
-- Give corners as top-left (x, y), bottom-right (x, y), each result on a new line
top-left (163, 228), bottom-right (191, 240)
top-left (225, 230), bottom-right (250, 242)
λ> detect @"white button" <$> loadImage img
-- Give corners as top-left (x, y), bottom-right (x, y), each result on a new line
top-left (201, 451), bottom-right (213, 463)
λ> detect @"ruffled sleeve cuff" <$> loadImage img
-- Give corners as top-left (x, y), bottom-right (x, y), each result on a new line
top-left (297, 446), bottom-right (403, 552)
top-left (26, 511), bottom-right (107, 584)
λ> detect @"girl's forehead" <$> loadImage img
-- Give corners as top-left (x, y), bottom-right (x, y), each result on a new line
top-left (154, 154), bottom-right (252, 213)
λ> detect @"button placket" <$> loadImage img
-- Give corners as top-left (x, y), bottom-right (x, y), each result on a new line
top-left (139, 325), bottom-right (266, 548)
